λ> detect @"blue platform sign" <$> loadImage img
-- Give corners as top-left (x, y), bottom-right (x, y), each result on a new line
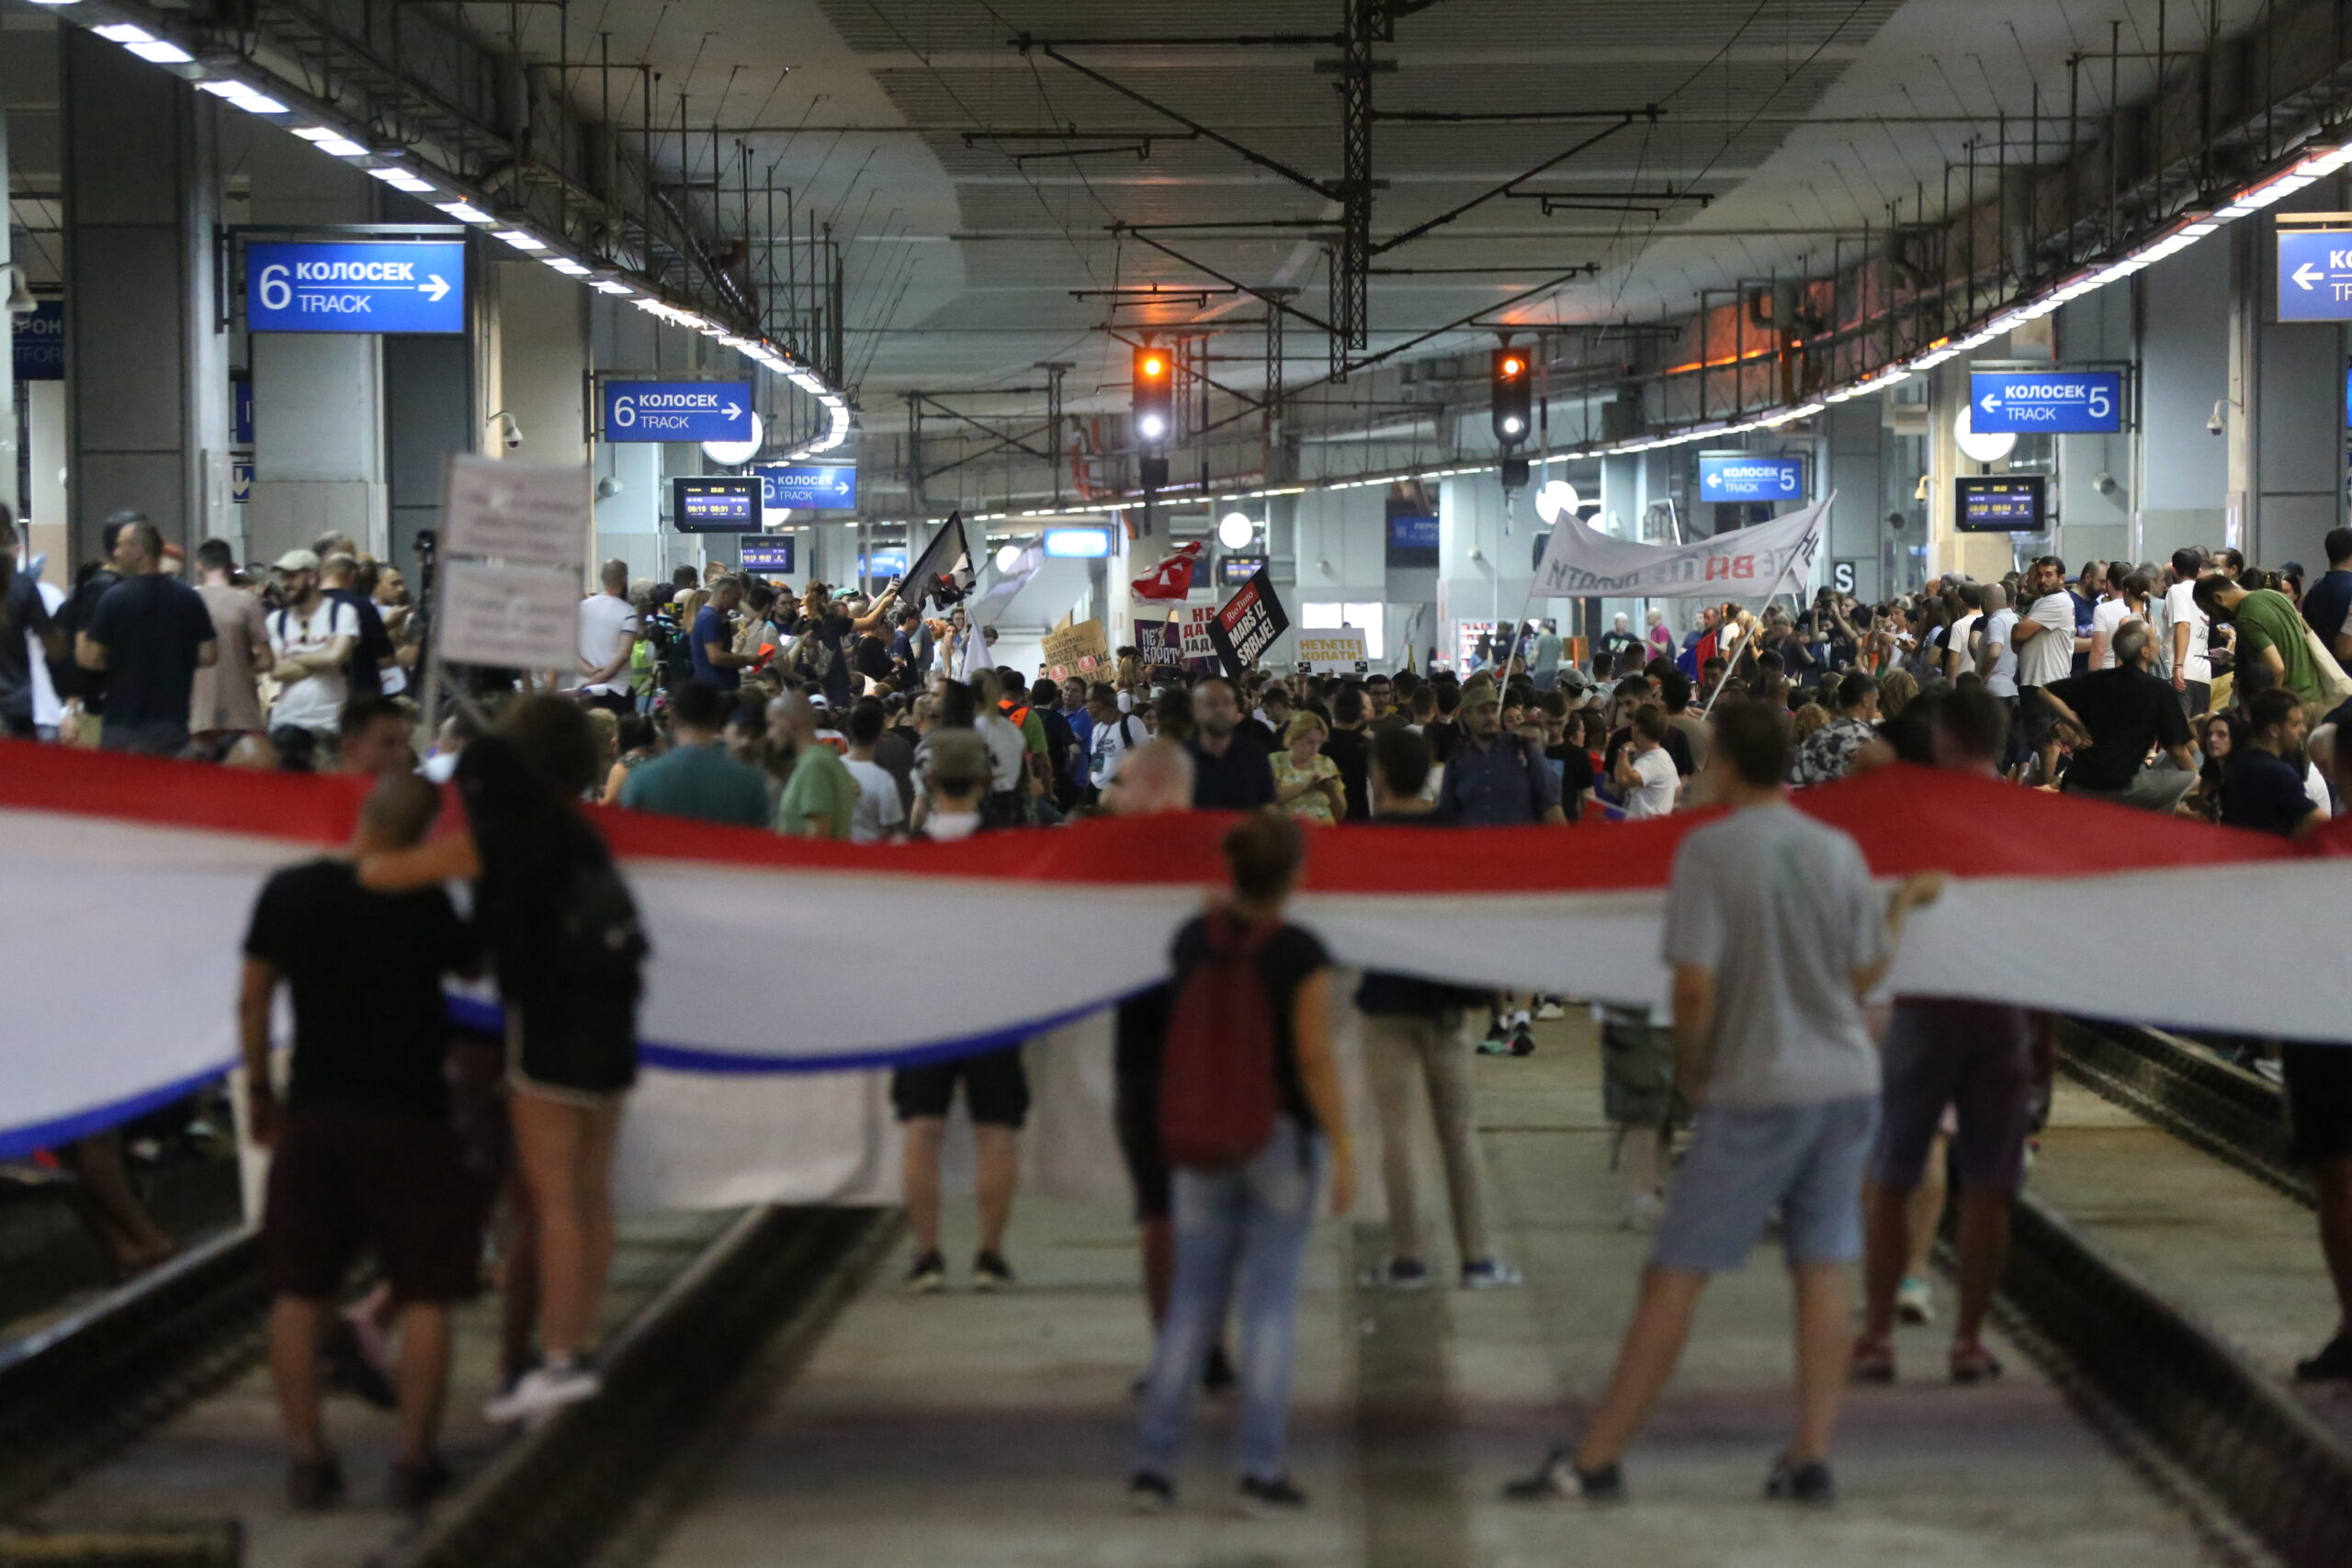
top-left (246, 241), bottom-right (465, 333)
top-left (2278, 229), bottom-right (2352, 321)
top-left (603, 380), bottom-right (752, 443)
top-left (754, 464), bottom-right (857, 510)
top-left (1698, 454), bottom-right (1806, 501)
top-left (1969, 369), bottom-right (2121, 434)
top-left (232, 377), bottom-right (254, 446)
top-left (13, 299), bottom-right (62, 381)
top-left (231, 461), bottom-right (254, 506)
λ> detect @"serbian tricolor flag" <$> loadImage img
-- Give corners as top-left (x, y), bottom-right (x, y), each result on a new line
top-left (1131, 541), bottom-right (1204, 601)
top-left (4, 743), bottom-right (2349, 1202)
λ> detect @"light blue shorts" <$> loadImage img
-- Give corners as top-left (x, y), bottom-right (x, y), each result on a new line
top-left (1650, 1095), bottom-right (1880, 1275)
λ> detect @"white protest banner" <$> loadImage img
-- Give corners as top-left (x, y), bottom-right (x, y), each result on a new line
top-left (966, 542), bottom-right (1044, 628)
top-left (439, 454), bottom-right (591, 572)
top-left (1296, 627), bottom-right (1369, 673)
top-left (435, 559), bottom-right (582, 669)
top-left (1533, 492), bottom-right (1831, 600)
top-left (1131, 603), bottom-right (1219, 670)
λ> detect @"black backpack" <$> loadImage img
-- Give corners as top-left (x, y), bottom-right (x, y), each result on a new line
top-left (543, 852), bottom-right (650, 987)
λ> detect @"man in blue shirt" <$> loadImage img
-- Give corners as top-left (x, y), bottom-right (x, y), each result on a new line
top-left (1438, 675), bottom-right (1564, 826)
top-left (2302, 527), bottom-right (2352, 672)
top-left (690, 577), bottom-right (758, 692)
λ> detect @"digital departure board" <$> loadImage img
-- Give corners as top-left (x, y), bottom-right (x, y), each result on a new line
top-left (673, 476), bottom-right (762, 533)
top-left (1953, 474), bottom-right (2047, 533)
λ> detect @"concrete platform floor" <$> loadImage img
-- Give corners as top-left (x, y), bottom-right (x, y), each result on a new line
top-left (2031, 1077), bottom-right (2352, 1446)
top-left (28, 1207), bottom-right (740, 1568)
top-left (638, 1016), bottom-right (2222, 1568)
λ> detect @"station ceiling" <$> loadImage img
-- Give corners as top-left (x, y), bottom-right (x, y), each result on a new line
top-left (427, 0), bottom-right (2259, 426)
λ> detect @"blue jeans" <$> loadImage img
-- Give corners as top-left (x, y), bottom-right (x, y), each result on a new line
top-left (1135, 1118), bottom-right (1324, 1483)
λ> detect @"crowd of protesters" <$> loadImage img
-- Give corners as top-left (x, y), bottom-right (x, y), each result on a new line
top-left (7, 500), bottom-right (2349, 1517)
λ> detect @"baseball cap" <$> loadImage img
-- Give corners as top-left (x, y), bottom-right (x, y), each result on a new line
top-left (1460, 673), bottom-right (1501, 709)
top-left (273, 548), bottom-right (322, 572)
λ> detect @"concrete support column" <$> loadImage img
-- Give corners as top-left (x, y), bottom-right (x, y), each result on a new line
top-left (60, 28), bottom-right (231, 558)
top-left (245, 130), bottom-right (384, 563)
top-left (2055, 287), bottom-right (2132, 564)
top-left (2133, 231), bottom-right (2230, 562)
top-left (489, 259), bottom-right (592, 584)
top-left (1826, 397), bottom-right (1886, 600)
top-left (590, 296), bottom-right (666, 581)
top-left (2237, 187), bottom-right (2346, 569)
top-left (1926, 362), bottom-right (2013, 583)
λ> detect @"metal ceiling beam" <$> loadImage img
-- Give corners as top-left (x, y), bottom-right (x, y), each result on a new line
top-left (1018, 39), bottom-right (1343, 201)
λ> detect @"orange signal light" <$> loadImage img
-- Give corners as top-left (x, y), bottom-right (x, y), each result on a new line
top-left (1499, 355), bottom-right (1525, 378)
top-left (1141, 354), bottom-right (1167, 378)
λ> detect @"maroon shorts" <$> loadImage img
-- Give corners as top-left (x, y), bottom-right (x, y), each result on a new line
top-left (263, 1108), bottom-right (484, 1303)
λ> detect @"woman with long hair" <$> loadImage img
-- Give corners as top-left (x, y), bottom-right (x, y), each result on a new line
top-left (361, 696), bottom-right (647, 1421)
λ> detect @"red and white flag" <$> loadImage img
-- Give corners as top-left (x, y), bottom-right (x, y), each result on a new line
top-left (6, 743), bottom-right (2351, 1204)
top-left (1131, 541), bottom-right (1204, 601)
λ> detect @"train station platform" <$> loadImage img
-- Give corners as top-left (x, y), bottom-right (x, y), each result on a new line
top-left (632, 1015), bottom-right (2220, 1568)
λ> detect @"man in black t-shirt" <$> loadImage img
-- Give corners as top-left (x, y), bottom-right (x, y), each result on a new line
top-left (1320, 685), bottom-right (1374, 823)
top-left (241, 773), bottom-right (480, 1509)
top-left (2040, 620), bottom-right (2196, 812)
top-left (76, 519), bottom-right (215, 756)
top-left (319, 553), bottom-right (392, 699)
top-left (1188, 677), bottom-right (1276, 809)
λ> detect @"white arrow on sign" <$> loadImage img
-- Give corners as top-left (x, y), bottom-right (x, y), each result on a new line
top-left (723, 402), bottom-right (743, 420)
top-left (2294, 261), bottom-right (2326, 290)
top-left (422, 275), bottom-right (452, 303)
top-left (1979, 392), bottom-right (2002, 412)
top-left (833, 479), bottom-right (850, 494)
top-left (1702, 471), bottom-right (1723, 490)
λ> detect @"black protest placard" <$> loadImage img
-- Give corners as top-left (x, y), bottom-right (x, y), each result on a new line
top-left (1206, 566), bottom-right (1289, 681)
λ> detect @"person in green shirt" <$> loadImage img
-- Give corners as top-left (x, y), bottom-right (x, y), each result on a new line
top-left (617, 681), bottom-right (770, 827)
top-left (2196, 576), bottom-right (2324, 707)
top-left (773, 691), bottom-right (858, 840)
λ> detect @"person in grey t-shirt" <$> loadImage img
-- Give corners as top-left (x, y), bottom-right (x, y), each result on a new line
top-left (1508, 699), bottom-right (1944, 1508)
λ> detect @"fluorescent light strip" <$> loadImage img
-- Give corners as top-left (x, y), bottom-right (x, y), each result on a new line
top-left (125, 38), bottom-right (194, 62)
top-left (493, 231), bottom-right (546, 251)
top-left (435, 201), bottom-right (496, 224)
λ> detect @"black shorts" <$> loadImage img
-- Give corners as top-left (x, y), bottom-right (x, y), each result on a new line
top-left (509, 983), bottom-right (639, 1100)
top-left (2283, 1044), bottom-right (2352, 1165)
top-left (891, 1047), bottom-right (1031, 1128)
top-left (263, 1109), bottom-right (483, 1303)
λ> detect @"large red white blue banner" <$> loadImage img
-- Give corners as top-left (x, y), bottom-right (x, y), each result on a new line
top-left (3, 741), bottom-right (2346, 1193)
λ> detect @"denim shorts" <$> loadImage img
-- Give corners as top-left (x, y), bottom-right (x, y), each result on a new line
top-left (1651, 1095), bottom-right (1880, 1275)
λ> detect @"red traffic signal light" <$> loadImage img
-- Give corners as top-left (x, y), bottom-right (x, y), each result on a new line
top-left (1491, 344), bottom-right (1532, 446)
top-left (1133, 343), bottom-right (1173, 448)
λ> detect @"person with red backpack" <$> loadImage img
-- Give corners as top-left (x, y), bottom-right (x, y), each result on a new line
top-left (1129, 814), bottom-right (1353, 1517)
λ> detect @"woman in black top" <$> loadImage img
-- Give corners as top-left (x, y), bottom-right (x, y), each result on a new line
top-left (361, 696), bottom-right (645, 1423)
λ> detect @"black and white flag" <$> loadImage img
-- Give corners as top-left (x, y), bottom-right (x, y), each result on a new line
top-left (905, 511), bottom-right (978, 609)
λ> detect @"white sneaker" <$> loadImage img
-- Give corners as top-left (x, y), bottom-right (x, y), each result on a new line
top-left (1622, 1192), bottom-right (1666, 1233)
top-left (1533, 1001), bottom-right (1566, 1021)
top-left (1896, 1276), bottom-right (1934, 1325)
top-left (482, 1361), bottom-right (603, 1425)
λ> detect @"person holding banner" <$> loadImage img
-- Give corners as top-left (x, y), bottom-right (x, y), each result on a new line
top-left (360, 696), bottom-right (648, 1427)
